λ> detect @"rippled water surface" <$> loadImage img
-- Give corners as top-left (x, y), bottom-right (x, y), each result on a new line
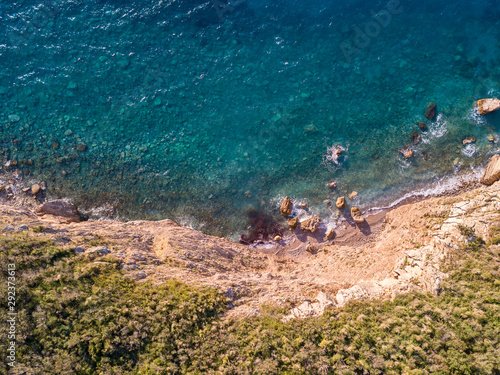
top-left (1, 0), bottom-right (500, 239)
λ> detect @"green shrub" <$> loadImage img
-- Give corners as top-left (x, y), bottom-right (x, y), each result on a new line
top-left (1, 233), bottom-right (499, 374)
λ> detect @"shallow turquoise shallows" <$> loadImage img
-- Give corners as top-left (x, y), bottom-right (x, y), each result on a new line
top-left (1, 0), bottom-right (500, 240)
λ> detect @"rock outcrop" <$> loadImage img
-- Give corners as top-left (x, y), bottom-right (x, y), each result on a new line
top-left (480, 154), bottom-right (500, 185)
top-left (477, 98), bottom-right (500, 115)
top-left (280, 197), bottom-right (293, 216)
top-left (35, 200), bottom-right (82, 223)
top-left (300, 215), bottom-right (320, 233)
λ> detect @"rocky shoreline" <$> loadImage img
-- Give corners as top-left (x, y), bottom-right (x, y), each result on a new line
top-left (3, 151), bottom-right (500, 320)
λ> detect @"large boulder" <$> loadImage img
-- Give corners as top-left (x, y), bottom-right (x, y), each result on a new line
top-left (35, 200), bottom-right (82, 223)
top-left (280, 197), bottom-right (293, 216)
top-left (480, 154), bottom-right (500, 185)
top-left (301, 215), bottom-right (320, 233)
top-left (351, 207), bottom-right (365, 224)
top-left (477, 98), bottom-right (500, 115)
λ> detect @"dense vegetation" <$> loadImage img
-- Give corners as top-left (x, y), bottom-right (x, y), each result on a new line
top-left (1, 231), bottom-right (499, 374)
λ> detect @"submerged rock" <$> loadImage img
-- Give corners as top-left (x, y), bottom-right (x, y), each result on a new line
top-left (477, 98), bottom-right (500, 115)
top-left (8, 114), bottom-right (20, 123)
top-left (280, 197), bottom-right (293, 216)
top-left (35, 200), bottom-right (82, 223)
top-left (76, 143), bottom-right (87, 151)
top-left (301, 215), bottom-right (320, 233)
top-left (351, 207), bottom-right (365, 224)
top-left (348, 191), bottom-right (358, 200)
top-left (480, 154), bottom-right (500, 185)
top-left (425, 102), bottom-right (437, 120)
top-left (462, 137), bottom-right (476, 145)
top-left (328, 179), bottom-right (336, 189)
top-left (418, 122), bottom-right (428, 131)
top-left (336, 196), bottom-right (346, 209)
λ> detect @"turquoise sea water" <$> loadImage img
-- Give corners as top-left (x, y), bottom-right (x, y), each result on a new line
top-left (1, 0), bottom-right (500, 240)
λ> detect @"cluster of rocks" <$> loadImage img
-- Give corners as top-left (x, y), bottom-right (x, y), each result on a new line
top-left (398, 102), bottom-right (435, 159)
top-left (278, 193), bottom-right (366, 242)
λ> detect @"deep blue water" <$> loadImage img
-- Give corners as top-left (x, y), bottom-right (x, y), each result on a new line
top-left (1, 0), bottom-right (500, 240)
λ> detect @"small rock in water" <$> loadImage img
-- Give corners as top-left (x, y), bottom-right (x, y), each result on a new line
top-left (453, 158), bottom-right (460, 166)
top-left (348, 191), bottom-right (358, 200)
top-left (462, 137), bottom-right (476, 145)
top-left (418, 122), bottom-right (428, 131)
top-left (287, 217), bottom-right (299, 230)
top-left (300, 203), bottom-right (307, 209)
top-left (328, 179), bottom-right (336, 189)
top-left (487, 134), bottom-right (495, 143)
top-left (351, 207), bottom-right (365, 224)
top-left (324, 228), bottom-right (335, 240)
top-left (280, 197), bottom-right (293, 216)
top-left (323, 199), bottom-right (331, 205)
top-left (8, 114), bottom-right (20, 123)
top-left (411, 130), bottom-right (421, 145)
top-left (425, 102), bottom-right (437, 120)
top-left (301, 215), bottom-right (320, 233)
top-left (336, 196), bottom-right (346, 209)
top-left (39, 181), bottom-right (47, 190)
top-left (64, 130), bottom-right (73, 136)
top-left (399, 146), bottom-right (413, 158)
top-left (31, 184), bottom-right (40, 194)
top-left (423, 152), bottom-right (428, 160)
top-left (273, 235), bottom-right (282, 241)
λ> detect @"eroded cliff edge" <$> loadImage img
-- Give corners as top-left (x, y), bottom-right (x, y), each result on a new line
top-left (2, 178), bottom-right (500, 320)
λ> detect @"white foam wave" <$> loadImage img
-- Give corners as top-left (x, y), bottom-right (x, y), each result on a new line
top-left (323, 143), bottom-right (348, 166)
top-left (365, 167), bottom-right (483, 216)
top-left (429, 114), bottom-right (448, 138)
top-left (461, 143), bottom-right (477, 158)
top-left (468, 107), bottom-right (487, 125)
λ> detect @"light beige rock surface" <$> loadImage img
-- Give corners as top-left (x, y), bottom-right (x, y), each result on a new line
top-left (480, 154), bottom-right (500, 185)
top-left (477, 98), bottom-right (500, 115)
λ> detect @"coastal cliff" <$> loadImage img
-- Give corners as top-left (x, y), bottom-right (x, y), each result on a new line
top-left (2, 173), bottom-right (500, 373)
top-left (2, 175), bottom-right (499, 320)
